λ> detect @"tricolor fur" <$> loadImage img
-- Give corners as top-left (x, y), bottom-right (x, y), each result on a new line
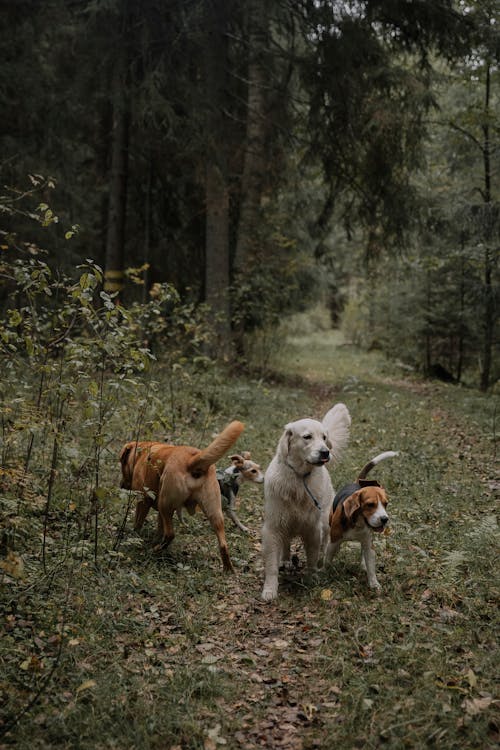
top-left (217, 452), bottom-right (264, 533)
top-left (326, 450), bottom-right (398, 589)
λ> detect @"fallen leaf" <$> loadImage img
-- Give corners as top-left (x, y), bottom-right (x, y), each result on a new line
top-left (320, 589), bottom-right (333, 601)
top-left (272, 639), bottom-right (289, 650)
top-left (465, 669), bottom-right (477, 689)
top-left (76, 679), bottom-right (97, 694)
top-left (462, 696), bottom-right (493, 716)
top-left (0, 550), bottom-right (24, 579)
top-left (201, 654), bottom-right (222, 665)
top-left (206, 724), bottom-right (227, 746)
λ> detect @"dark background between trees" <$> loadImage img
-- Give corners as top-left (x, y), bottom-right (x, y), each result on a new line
top-left (1, 0), bottom-right (498, 389)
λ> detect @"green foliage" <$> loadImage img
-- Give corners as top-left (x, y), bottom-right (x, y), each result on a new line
top-left (1, 329), bottom-right (498, 749)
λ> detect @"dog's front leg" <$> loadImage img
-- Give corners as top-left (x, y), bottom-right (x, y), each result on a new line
top-left (325, 539), bottom-right (341, 565)
top-left (361, 539), bottom-right (380, 589)
top-left (261, 526), bottom-right (281, 601)
top-left (153, 510), bottom-right (175, 552)
top-left (226, 490), bottom-right (249, 533)
top-left (134, 497), bottom-right (153, 531)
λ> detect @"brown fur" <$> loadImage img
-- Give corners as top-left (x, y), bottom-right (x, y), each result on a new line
top-left (119, 421), bottom-right (244, 572)
top-left (329, 486), bottom-right (388, 543)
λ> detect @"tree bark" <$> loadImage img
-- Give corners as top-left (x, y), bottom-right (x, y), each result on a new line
top-left (104, 45), bottom-right (129, 296)
top-left (480, 62), bottom-right (494, 391)
top-left (233, 0), bottom-right (269, 276)
top-left (204, 0), bottom-right (231, 350)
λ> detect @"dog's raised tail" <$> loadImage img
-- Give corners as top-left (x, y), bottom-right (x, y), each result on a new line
top-left (358, 451), bottom-right (399, 480)
top-left (322, 403), bottom-right (351, 461)
top-left (189, 421), bottom-right (245, 473)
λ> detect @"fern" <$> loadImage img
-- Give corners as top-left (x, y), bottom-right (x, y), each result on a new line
top-left (441, 550), bottom-right (468, 581)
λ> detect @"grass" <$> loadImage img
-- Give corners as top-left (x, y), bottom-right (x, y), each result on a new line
top-left (1, 328), bottom-right (499, 749)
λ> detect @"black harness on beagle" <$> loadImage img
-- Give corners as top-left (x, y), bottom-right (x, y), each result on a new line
top-left (332, 478), bottom-right (382, 512)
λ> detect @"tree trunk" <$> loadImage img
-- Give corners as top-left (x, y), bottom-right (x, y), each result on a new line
top-left (204, 0), bottom-right (231, 351)
top-left (205, 162), bottom-right (230, 329)
top-left (456, 247), bottom-right (465, 384)
top-left (142, 156), bottom-right (152, 304)
top-left (233, 0), bottom-right (269, 276)
top-left (104, 46), bottom-right (129, 296)
top-left (480, 62), bottom-right (494, 391)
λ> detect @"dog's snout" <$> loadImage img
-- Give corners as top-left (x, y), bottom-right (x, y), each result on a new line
top-left (319, 449), bottom-right (330, 460)
top-left (380, 516), bottom-right (389, 526)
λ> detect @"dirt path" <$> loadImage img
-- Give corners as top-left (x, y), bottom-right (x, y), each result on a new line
top-left (3, 340), bottom-right (498, 750)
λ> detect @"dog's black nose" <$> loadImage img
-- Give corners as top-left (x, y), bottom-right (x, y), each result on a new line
top-left (380, 516), bottom-right (388, 526)
top-left (319, 449), bottom-right (330, 460)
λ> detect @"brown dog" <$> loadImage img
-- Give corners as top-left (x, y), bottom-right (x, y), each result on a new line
top-left (119, 421), bottom-right (244, 572)
top-left (326, 451), bottom-right (397, 589)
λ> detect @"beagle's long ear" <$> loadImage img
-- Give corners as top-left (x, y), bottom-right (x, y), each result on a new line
top-left (241, 451), bottom-right (251, 460)
top-left (344, 490), bottom-right (362, 520)
top-left (230, 454), bottom-right (245, 467)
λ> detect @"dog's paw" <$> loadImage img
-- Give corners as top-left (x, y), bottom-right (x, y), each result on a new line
top-left (261, 584), bottom-right (278, 602)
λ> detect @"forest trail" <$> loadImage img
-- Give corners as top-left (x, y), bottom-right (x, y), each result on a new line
top-left (2, 332), bottom-right (498, 750)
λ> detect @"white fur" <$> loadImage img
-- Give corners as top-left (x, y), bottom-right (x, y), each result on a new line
top-left (371, 450), bottom-right (399, 465)
top-left (261, 403), bottom-right (351, 601)
top-left (325, 521), bottom-right (382, 589)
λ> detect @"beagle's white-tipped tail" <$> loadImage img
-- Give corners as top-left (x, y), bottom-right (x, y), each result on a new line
top-left (322, 403), bottom-right (351, 461)
top-left (358, 451), bottom-right (399, 480)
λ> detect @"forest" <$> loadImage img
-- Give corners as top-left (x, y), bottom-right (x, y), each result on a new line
top-left (1, 0), bottom-right (498, 386)
top-left (0, 1), bottom-right (499, 749)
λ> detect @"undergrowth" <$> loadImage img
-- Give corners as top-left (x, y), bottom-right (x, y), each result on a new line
top-left (1, 276), bottom-right (499, 748)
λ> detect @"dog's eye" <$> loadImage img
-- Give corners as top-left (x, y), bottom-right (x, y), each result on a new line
top-left (251, 469), bottom-right (257, 474)
top-left (303, 434), bottom-right (312, 441)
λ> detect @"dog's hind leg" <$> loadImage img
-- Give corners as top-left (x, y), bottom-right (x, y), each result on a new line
top-left (303, 527), bottom-right (322, 572)
top-left (200, 502), bottom-right (234, 573)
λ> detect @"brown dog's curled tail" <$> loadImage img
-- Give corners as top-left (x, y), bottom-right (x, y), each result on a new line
top-left (189, 421), bottom-right (244, 474)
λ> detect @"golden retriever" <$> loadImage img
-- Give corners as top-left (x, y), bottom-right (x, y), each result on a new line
top-left (261, 403), bottom-right (351, 601)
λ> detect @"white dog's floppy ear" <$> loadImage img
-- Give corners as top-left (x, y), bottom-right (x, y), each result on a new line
top-left (277, 425), bottom-right (293, 459)
top-left (322, 403), bottom-right (351, 460)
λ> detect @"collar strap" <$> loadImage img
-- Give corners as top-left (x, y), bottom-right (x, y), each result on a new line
top-left (286, 462), bottom-right (322, 511)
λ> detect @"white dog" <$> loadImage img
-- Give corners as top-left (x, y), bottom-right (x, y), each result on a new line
top-left (261, 403), bottom-right (351, 601)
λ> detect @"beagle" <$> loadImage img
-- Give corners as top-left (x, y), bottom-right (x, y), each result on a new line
top-left (326, 451), bottom-right (398, 589)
